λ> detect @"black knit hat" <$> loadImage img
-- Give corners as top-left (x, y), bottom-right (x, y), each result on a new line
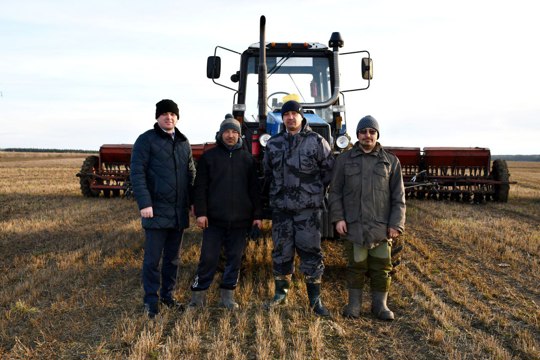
top-left (219, 117), bottom-right (242, 136)
top-left (281, 100), bottom-right (303, 117)
top-left (356, 115), bottom-right (380, 139)
top-left (155, 99), bottom-right (179, 119)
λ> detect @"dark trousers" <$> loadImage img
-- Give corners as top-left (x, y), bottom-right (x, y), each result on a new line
top-left (191, 225), bottom-right (247, 291)
top-left (142, 228), bottom-right (184, 304)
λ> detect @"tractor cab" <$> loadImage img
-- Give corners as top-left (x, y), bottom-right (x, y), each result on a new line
top-left (206, 25), bottom-right (373, 159)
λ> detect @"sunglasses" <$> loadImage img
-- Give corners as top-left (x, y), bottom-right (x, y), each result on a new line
top-left (359, 129), bottom-right (377, 135)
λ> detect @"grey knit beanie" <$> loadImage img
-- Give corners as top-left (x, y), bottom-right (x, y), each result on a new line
top-left (356, 115), bottom-right (380, 139)
top-left (219, 117), bottom-right (241, 136)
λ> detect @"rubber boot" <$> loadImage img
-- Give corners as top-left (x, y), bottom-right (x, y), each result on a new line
top-left (219, 288), bottom-right (239, 310)
top-left (342, 288), bottom-right (363, 319)
top-left (266, 277), bottom-right (290, 309)
top-left (188, 290), bottom-right (207, 308)
top-left (306, 283), bottom-right (330, 317)
top-left (371, 291), bottom-right (394, 320)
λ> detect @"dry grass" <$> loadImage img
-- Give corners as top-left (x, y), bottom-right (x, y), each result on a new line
top-left (0, 153), bottom-right (538, 359)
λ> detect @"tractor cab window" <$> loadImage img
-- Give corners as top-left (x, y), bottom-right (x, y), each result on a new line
top-left (244, 55), bottom-right (332, 122)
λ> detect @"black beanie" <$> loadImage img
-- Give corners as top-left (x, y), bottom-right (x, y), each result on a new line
top-left (281, 100), bottom-right (303, 117)
top-left (155, 99), bottom-right (179, 119)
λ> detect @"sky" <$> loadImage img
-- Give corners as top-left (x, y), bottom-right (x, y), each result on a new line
top-left (0, 0), bottom-right (538, 155)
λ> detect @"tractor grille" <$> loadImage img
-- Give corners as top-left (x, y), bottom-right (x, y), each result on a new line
top-left (310, 123), bottom-right (332, 146)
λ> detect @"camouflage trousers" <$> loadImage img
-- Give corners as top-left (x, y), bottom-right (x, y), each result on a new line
top-left (271, 209), bottom-right (324, 281)
top-left (344, 239), bottom-right (392, 292)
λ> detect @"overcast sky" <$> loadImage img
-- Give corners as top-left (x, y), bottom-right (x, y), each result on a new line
top-left (0, 0), bottom-right (538, 154)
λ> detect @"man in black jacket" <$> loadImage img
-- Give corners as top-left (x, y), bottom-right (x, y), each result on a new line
top-left (131, 99), bottom-right (196, 318)
top-left (189, 116), bottom-right (262, 309)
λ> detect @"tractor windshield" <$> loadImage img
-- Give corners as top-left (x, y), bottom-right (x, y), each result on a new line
top-left (244, 55), bottom-right (332, 122)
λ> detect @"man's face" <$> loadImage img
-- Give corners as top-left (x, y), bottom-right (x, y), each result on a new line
top-left (283, 111), bottom-right (303, 134)
top-left (221, 128), bottom-right (240, 146)
top-left (157, 112), bottom-right (178, 132)
top-left (357, 127), bottom-right (378, 152)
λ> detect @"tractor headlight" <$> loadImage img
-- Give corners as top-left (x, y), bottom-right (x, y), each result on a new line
top-left (336, 135), bottom-right (350, 149)
top-left (259, 133), bottom-right (271, 147)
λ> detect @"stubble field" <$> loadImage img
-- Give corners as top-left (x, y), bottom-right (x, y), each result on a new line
top-left (0, 152), bottom-right (538, 359)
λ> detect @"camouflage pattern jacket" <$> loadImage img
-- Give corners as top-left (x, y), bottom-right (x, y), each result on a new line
top-left (263, 122), bottom-right (334, 212)
top-left (328, 142), bottom-right (406, 248)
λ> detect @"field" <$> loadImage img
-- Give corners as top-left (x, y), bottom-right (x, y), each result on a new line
top-left (0, 152), bottom-right (538, 359)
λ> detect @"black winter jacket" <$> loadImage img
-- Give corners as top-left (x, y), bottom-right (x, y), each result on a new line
top-left (193, 139), bottom-right (262, 229)
top-left (131, 123), bottom-right (196, 229)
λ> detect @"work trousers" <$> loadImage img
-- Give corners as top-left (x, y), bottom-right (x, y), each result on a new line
top-left (191, 225), bottom-right (248, 291)
top-left (344, 239), bottom-right (392, 292)
top-left (142, 228), bottom-right (184, 305)
top-left (271, 209), bottom-right (324, 280)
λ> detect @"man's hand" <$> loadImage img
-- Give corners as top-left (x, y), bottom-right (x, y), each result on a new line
top-left (388, 227), bottom-right (400, 239)
top-left (196, 216), bottom-right (209, 229)
top-left (140, 207), bottom-right (153, 218)
top-left (335, 220), bottom-right (347, 236)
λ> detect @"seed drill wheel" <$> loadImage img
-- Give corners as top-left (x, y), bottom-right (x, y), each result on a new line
top-left (492, 159), bottom-right (510, 202)
top-left (79, 155), bottom-right (100, 197)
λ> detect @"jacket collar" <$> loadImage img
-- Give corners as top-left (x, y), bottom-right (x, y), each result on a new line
top-left (282, 118), bottom-right (312, 137)
top-left (153, 123), bottom-right (187, 142)
top-left (350, 142), bottom-right (382, 158)
top-left (216, 136), bottom-right (244, 151)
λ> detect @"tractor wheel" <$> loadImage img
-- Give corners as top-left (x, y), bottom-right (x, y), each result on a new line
top-left (79, 155), bottom-right (100, 197)
top-left (492, 159), bottom-right (510, 202)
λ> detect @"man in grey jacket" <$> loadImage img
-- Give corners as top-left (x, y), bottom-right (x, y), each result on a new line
top-left (131, 99), bottom-right (196, 318)
top-left (263, 100), bottom-right (335, 317)
top-left (328, 115), bottom-right (406, 320)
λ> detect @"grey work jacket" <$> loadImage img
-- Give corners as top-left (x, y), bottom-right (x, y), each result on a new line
top-left (328, 143), bottom-right (406, 248)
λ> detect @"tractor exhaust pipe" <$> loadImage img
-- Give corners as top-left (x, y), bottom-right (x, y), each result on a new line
top-left (258, 15), bottom-right (267, 133)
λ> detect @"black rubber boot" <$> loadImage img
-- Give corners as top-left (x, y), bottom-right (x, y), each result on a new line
top-left (306, 283), bottom-right (330, 317)
top-left (342, 288), bottom-right (363, 318)
top-left (266, 278), bottom-right (290, 308)
top-left (371, 291), bottom-right (394, 320)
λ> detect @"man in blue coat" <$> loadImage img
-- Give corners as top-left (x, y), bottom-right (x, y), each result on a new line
top-left (131, 99), bottom-right (196, 318)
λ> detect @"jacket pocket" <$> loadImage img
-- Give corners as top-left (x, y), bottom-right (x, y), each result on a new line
top-left (344, 164), bottom-right (362, 191)
top-left (373, 162), bottom-right (390, 190)
top-left (298, 148), bottom-right (317, 174)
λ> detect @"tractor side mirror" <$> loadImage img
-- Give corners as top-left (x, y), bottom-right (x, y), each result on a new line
top-left (207, 56), bottom-right (221, 79)
top-left (361, 57), bottom-right (373, 80)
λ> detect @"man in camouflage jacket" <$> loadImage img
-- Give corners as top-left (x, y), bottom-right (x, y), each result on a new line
top-left (263, 100), bottom-right (335, 317)
top-left (328, 115), bottom-right (406, 320)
